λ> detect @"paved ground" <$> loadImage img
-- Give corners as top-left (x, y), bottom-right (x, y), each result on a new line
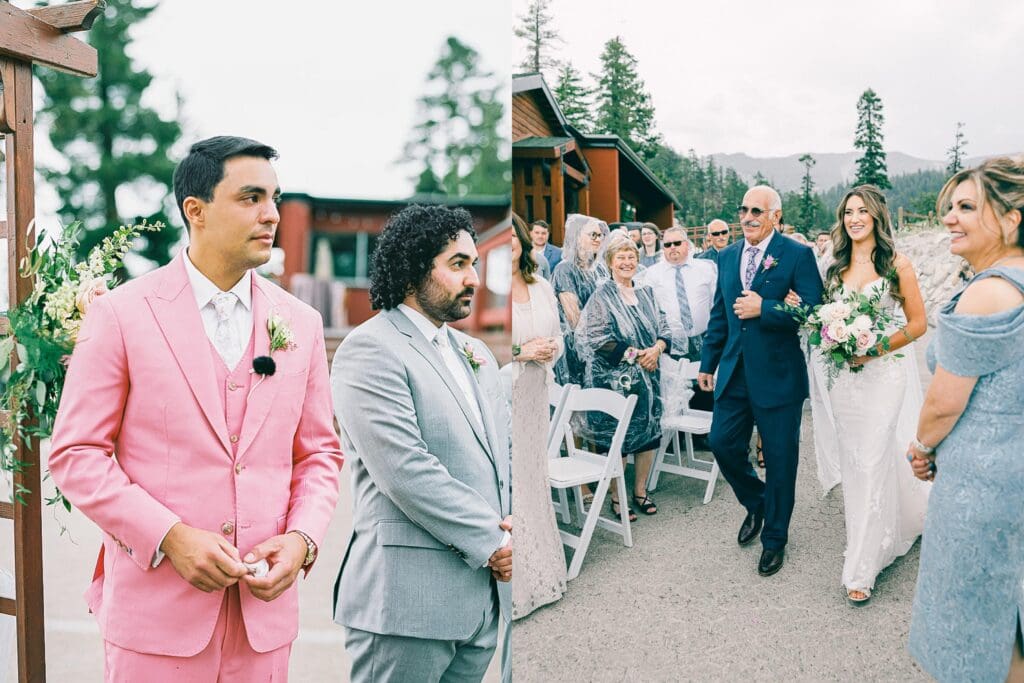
top-left (512, 337), bottom-right (937, 682)
top-left (2, 462), bottom-right (504, 682)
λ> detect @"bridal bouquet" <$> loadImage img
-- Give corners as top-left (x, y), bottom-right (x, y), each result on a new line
top-left (778, 281), bottom-right (902, 384)
top-left (1, 219), bottom-right (161, 506)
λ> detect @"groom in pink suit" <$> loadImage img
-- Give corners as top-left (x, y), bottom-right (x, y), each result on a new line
top-left (49, 136), bottom-right (343, 681)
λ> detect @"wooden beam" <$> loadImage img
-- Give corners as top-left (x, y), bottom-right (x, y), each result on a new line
top-left (530, 164), bottom-right (546, 225)
top-left (513, 147), bottom-right (561, 160)
top-left (27, 0), bottom-right (105, 33)
top-left (550, 157), bottom-right (565, 246)
top-left (0, 3), bottom-right (98, 77)
top-left (0, 501), bottom-right (12, 520)
top-left (563, 163), bottom-right (586, 185)
top-left (0, 317), bottom-right (8, 336)
top-left (5, 59), bottom-right (47, 683)
top-left (0, 597), bottom-right (16, 616)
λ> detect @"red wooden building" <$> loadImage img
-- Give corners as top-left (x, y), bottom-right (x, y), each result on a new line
top-left (276, 193), bottom-right (511, 332)
top-left (512, 73), bottom-right (680, 246)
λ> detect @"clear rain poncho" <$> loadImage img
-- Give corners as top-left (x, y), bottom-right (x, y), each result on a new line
top-left (575, 279), bottom-right (672, 454)
top-left (551, 214), bottom-right (609, 385)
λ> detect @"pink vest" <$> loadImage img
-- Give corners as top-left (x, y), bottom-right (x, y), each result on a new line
top-left (210, 332), bottom-right (255, 460)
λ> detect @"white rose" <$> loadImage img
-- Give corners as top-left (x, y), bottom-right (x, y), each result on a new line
top-left (855, 330), bottom-right (875, 352)
top-left (851, 315), bottom-right (873, 333)
top-left (830, 321), bottom-right (851, 343)
top-left (832, 302), bottom-right (852, 322)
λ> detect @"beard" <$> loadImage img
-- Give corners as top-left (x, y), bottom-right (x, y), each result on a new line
top-left (415, 274), bottom-right (473, 323)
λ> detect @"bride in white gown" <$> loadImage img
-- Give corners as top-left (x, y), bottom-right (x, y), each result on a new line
top-left (791, 185), bottom-right (932, 605)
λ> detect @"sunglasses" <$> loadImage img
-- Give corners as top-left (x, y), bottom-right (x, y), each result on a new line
top-left (709, 230), bottom-right (729, 237)
top-left (737, 205), bottom-right (770, 218)
top-left (663, 240), bottom-right (685, 248)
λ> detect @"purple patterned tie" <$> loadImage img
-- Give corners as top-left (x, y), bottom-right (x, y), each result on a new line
top-left (743, 247), bottom-right (760, 290)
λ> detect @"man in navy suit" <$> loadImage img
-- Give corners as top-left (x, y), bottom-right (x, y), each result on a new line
top-left (698, 186), bottom-right (823, 577)
top-left (529, 220), bottom-right (562, 273)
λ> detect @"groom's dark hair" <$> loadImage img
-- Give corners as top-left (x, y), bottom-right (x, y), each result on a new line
top-left (173, 135), bottom-right (278, 230)
top-left (369, 204), bottom-right (477, 310)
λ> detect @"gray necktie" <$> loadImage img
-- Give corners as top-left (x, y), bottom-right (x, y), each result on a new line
top-left (674, 264), bottom-right (694, 335)
top-left (433, 328), bottom-right (484, 430)
top-left (211, 291), bottom-right (241, 368)
top-left (743, 247), bottom-right (760, 290)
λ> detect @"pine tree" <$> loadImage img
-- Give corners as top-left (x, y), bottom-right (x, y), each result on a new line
top-left (592, 37), bottom-right (659, 160)
top-left (402, 37), bottom-right (510, 197)
top-left (946, 121), bottom-right (967, 174)
top-left (798, 153), bottom-right (817, 234)
top-left (552, 61), bottom-right (592, 132)
top-left (853, 88), bottom-right (891, 189)
top-left (36, 0), bottom-right (183, 268)
top-left (514, 0), bottom-right (561, 75)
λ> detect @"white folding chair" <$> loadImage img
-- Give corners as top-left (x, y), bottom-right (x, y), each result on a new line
top-left (548, 387), bottom-right (638, 580)
top-left (647, 359), bottom-right (720, 504)
top-left (547, 382), bottom-right (576, 524)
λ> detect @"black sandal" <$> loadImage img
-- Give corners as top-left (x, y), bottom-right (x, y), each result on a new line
top-left (633, 494), bottom-right (658, 515)
top-left (610, 498), bottom-right (637, 522)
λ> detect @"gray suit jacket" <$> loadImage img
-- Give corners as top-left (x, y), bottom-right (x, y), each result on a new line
top-left (331, 308), bottom-right (511, 640)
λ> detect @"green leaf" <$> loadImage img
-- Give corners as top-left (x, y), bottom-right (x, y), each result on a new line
top-left (35, 380), bottom-right (47, 406)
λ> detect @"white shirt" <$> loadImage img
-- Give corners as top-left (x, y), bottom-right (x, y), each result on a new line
top-left (183, 250), bottom-right (254, 366)
top-left (153, 253), bottom-right (255, 567)
top-left (637, 256), bottom-right (718, 340)
top-left (741, 229), bottom-right (776, 286)
top-left (396, 303), bottom-right (510, 559)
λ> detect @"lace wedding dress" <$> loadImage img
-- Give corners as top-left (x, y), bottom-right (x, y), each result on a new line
top-left (811, 277), bottom-right (931, 593)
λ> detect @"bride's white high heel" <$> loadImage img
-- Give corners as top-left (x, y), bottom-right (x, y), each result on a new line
top-left (846, 588), bottom-right (872, 606)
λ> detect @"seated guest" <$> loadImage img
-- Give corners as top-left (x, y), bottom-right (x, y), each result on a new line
top-left (639, 223), bottom-right (662, 267)
top-left (577, 233), bottom-right (671, 519)
top-left (637, 227), bottom-right (718, 412)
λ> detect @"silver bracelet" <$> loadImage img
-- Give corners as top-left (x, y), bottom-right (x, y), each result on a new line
top-left (911, 438), bottom-right (934, 454)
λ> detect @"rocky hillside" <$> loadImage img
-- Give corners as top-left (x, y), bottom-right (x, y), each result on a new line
top-left (896, 228), bottom-right (966, 327)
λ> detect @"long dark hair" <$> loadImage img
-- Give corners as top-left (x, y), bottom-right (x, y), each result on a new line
top-left (513, 213), bottom-right (538, 284)
top-left (826, 185), bottom-right (903, 304)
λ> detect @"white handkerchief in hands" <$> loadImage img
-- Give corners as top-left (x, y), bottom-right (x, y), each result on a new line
top-left (244, 559), bottom-right (269, 578)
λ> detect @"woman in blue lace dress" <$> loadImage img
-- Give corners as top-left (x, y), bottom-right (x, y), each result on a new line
top-left (906, 157), bottom-right (1024, 682)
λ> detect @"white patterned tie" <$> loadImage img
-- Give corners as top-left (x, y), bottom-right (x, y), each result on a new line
top-left (743, 247), bottom-right (760, 290)
top-left (211, 291), bottom-right (241, 368)
top-left (433, 328), bottom-right (484, 430)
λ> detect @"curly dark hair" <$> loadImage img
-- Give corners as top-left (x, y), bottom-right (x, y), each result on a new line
top-left (369, 204), bottom-right (477, 310)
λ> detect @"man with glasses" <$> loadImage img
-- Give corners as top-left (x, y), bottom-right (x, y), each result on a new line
top-left (697, 185), bottom-right (823, 578)
top-left (637, 227), bottom-right (717, 412)
top-left (698, 219), bottom-right (732, 266)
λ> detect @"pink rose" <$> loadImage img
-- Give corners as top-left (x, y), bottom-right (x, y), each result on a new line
top-left (855, 330), bottom-right (875, 352)
top-left (75, 277), bottom-right (109, 316)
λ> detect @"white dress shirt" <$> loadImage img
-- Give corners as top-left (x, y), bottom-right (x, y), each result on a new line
top-left (152, 253), bottom-right (254, 567)
top-left (396, 303), bottom-right (510, 559)
top-left (183, 250), bottom-right (253, 369)
top-left (637, 256), bottom-right (718, 342)
top-left (741, 229), bottom-right (775, 288)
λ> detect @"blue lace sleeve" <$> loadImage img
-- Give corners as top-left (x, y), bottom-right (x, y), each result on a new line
top-left (934, 305), bottom-right (1024, 377)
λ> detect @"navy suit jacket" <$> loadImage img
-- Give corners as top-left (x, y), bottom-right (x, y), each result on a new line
top-left (699, 233), bottom-right (824, 408)
top-left (543, 243), bottom-right (562, 271)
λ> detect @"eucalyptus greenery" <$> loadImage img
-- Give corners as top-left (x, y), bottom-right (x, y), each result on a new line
top-left (1, 219), bottom-right (161, 507)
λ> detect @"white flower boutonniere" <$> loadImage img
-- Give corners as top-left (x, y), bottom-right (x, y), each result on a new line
top-left (268, 314), bottom-right (297, 354)
top-left (461, 342), bottom-right (487, 376)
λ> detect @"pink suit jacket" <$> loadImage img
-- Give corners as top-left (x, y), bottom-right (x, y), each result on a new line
top-left (49, 254), bottom-right (343, 656)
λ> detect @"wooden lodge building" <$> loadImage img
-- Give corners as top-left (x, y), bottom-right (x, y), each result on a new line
top-left (276, 193), bottom-right (511, 334)
top-left (512, 73), bottom-right (680, 246)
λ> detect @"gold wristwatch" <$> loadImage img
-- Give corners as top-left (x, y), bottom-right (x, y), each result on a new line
top-left (289, 529), bottom-right (317, 567)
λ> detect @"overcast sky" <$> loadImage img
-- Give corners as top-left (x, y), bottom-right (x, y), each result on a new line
top-left (21, 0), bottom-right (512, 204)
top-left (520, 0), bottom-right (1023, 160)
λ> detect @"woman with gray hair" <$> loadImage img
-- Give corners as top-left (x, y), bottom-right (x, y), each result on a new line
top-left (576, 232), bottom-right (672, 519)
top-left (551, 214), bottom-right (609, 386)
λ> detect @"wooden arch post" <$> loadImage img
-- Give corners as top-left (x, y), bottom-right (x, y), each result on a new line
top-left (0, 2), bottom-right (102, 680)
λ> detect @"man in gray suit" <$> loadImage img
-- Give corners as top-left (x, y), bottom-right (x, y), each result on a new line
top-left (331, 204), bottom-right (512, 682)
